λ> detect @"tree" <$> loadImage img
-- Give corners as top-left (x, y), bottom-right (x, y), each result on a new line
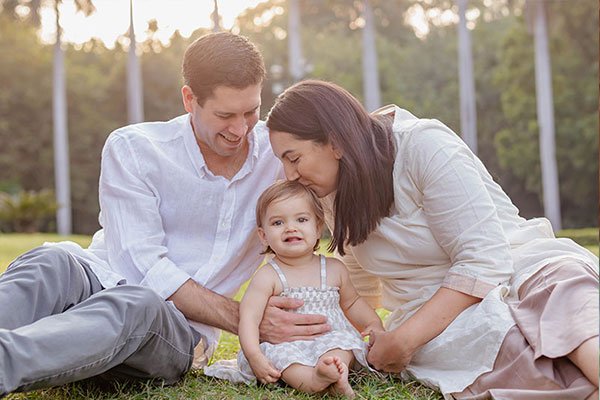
top-left (287, 0), bottom-right (304, 82)
top-left (493, 0), bottom-right (598, 227)
top-left (362, 0), bottom-right (381, 111)
top-left (457, 0), bottom-right (478, 154)
top-left (530, 0), bottom-right (561, 230)
top-left (127, 0), bottom-right (144, 123)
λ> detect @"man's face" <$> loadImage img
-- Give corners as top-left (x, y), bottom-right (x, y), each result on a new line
top-left (183, 84), bottom-right (262, 160)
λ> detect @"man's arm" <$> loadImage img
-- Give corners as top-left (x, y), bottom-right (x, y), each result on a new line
top-left (169, 278), bottom-right (331, 341)
top-left (168, 279), bottom-right (240, 334)
top-left (259, 296), bottom-right (330, 343)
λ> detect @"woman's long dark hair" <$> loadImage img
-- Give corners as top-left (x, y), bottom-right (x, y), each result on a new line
top-left (266, 80), bottom-right (395, 256)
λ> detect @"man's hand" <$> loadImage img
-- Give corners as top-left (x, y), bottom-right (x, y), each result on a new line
top-left (259, 296), bottom-right (330, 343)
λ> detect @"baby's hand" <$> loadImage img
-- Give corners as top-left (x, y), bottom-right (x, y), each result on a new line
top-left (248, 353), bottom-right (281, 384)
top-left (361, 325), bottom-right (385, 349)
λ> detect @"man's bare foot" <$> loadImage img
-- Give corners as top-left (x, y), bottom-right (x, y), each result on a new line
top-left (329, 357), bottom-right (355, 398)
top-left (312, 356), bottom-right (342, 391)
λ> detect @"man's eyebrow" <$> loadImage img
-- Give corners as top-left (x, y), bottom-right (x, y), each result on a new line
top-left (216, 104), bottom-right (260, 116)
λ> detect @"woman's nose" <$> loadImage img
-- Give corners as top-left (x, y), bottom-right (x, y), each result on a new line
top-left (284, 164), bottom-right (300, 181)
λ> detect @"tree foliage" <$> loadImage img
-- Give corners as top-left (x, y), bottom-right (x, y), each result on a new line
top-left (0, 0), bottom-right (596, 232)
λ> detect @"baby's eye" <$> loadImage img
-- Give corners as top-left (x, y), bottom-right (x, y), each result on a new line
top-left (271, 220), bottom-right (283, 226)
top-left (298, 217), bottom-right (308, 223)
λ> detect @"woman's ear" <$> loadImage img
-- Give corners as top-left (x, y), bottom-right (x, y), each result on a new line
top-left (330, 142), bottom-right (343, 160)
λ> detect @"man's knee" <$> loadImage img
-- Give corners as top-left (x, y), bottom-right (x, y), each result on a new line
top-left (6, 246), bottom-right (74, 277)
top-left (100, 285), bottom-right (167, 319)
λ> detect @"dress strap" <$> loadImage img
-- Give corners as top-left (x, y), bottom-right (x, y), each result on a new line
top-left (268, 259), bottom-right (289, 291)
top-left (320, 255), bottom-right (327, 290)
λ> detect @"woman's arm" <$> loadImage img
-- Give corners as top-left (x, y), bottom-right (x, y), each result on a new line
top-left (369, 126), bottom-right (511, 372)
top-left (239, 267), bottom-right (281, 383)
top-left (367, 287), bottom-right (479, 372)
top-left (334, 259), bottom-right (384, 334)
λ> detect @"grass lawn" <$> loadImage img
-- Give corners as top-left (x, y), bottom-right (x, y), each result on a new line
top-left (1, 229), bottom-right (598, 399)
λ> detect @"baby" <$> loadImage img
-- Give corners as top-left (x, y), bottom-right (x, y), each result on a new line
top-left (205, 180), bottom-right (383, 398)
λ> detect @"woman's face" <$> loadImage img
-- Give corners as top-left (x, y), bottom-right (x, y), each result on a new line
top-left (269, 130), bottom-right (341, 198)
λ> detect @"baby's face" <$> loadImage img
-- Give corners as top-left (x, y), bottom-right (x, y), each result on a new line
top-left (258, 194), bottom-right (320, 258)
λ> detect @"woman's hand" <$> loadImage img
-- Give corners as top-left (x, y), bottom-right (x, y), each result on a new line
top-left (259, 296), bottom-right (331, 343)
top-left (247, 353), bottom-right (281, 384)
top-left (366, 327), bottom-right (419, 373)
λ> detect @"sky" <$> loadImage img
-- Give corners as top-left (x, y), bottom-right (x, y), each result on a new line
top-left (38, 0), bottom-right (269, 47)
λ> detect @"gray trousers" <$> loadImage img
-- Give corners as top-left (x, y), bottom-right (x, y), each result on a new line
top-left (0, 246), bottom-right (196, 395)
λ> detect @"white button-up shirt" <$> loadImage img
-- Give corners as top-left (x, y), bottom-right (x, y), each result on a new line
top-left (50, 114), bottom-right (283, 351)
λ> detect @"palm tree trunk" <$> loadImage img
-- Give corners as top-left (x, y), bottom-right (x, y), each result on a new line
top-left (127, 0), bottom-right (144, 124)
top-left (52, 0), bottom-right (72, 235)
top-left (532, 0), bottom-right (561, 230)
top-left (288, 0), bottom-right (304, 82)
top-left (362, 0), bottom-right (380, 111)
top-left (457, 0), bottom-right (478, 154)
top-left (212, 0), bottom-right (221, 32)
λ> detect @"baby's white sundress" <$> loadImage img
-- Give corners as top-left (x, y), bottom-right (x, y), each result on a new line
top-left (203, 255), bottom-right (370, 384)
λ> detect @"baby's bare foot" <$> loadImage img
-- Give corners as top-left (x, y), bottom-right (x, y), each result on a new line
top-left (312, 356), bottom-right (341, 391)
top-left (330, 357), bottom-right (355, 399)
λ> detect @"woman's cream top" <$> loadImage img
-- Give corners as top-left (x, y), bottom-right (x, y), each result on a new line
top-left (322, 105), bottom-right (598, 396)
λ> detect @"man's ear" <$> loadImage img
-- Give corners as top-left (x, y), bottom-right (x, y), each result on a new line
top-left (257, 227), bottom-right (269, 246)
top-left (181, 85), bottom-right (195, 113)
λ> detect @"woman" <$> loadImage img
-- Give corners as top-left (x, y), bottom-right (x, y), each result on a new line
top-left (265, 79), bottom-right (598, 399)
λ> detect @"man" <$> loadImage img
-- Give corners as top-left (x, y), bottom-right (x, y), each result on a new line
top-left (0, 32), bottom-right (328, 396)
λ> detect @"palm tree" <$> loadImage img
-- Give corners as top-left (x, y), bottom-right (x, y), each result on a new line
top-left (52, 0), bottom-right (94, 235)
top-left (287, 0), bottom-right (304, 83)
top-left (211, 0), bottom-right (221, 32)
top-left (530, 0), bottom-right (561, 230)
top-left (457, 0), bottom-right (478, 154)
top-left (362, 0), bottom-right (380, 112)
top-left (127, 0), bottom-right (144, 124)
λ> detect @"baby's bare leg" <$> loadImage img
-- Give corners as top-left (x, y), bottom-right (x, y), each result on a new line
top-left (281, 349), bottom-right (355, 397)
top-left (325, 349), bottom-right (355, 398)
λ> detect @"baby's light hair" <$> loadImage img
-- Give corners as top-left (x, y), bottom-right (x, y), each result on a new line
top-left (255, 180), bottom-right (325, 254)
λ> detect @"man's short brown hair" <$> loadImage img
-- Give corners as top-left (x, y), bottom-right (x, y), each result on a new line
top-left (182, 32), bottom-right (266, 105)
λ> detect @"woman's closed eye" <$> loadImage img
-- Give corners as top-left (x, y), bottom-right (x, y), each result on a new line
top-left (288, 157), bottom-right (299, 164)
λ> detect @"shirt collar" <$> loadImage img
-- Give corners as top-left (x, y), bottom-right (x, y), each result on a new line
top-left (373, 104), bottom-right (420, 133)
top-left (182, 114), bottom-right (208, 179)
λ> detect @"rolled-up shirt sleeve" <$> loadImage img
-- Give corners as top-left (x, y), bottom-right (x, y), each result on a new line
top-left (99, 134), bottom-right (191, 299)
top-left (406, 127), bottom-right (513, 298)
